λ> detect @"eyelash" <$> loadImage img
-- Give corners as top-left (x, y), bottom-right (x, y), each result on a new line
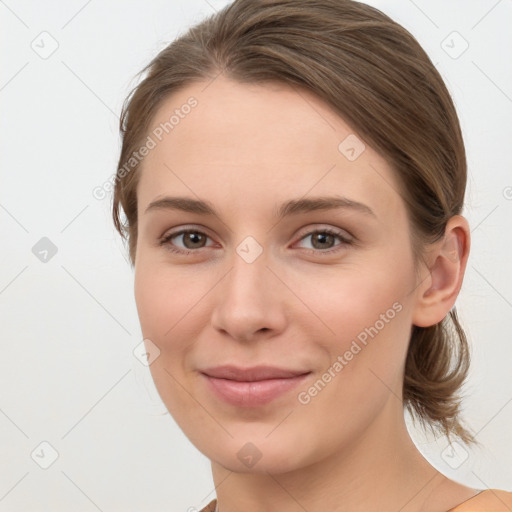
top-left (158, 227), bottom-right (353, 256)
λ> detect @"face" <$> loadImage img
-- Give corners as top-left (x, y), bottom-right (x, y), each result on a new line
top-left (134, 76), bottom-right (424, 474)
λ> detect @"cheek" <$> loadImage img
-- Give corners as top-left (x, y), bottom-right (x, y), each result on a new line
top-left (133, 261), bottom-right (213, 394)
top-left (134, 262), bottom-right (198, 340)
top-left (134, 266), bottom-right (165, 338)
top-left (291, 270), bottom-right (412, 461)
top-left (293, 270), bottom-right (411, 435)
top-left (295, 263), bottom-right (413, 390)
top-left (295, 263), bottom-right (408, 339)
top-left (134, 264), bottom-right (206, 419)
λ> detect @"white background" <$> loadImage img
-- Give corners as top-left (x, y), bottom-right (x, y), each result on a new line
top-left (1, 0), bottom-right (511, 510)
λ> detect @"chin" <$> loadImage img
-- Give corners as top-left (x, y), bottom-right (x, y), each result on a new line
top-left (201, 434), bottom-right (311, 475)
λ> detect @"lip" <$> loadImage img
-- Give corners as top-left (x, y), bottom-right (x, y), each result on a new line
top-left (200, 365), bottom-right (311, 407)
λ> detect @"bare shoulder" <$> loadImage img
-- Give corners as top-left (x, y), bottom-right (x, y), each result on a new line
top-left (447, 489), bottom-right (512, 511)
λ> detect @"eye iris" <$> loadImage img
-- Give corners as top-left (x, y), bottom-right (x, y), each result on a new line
top-left (183, 231), bottom-right (205, 249)
top-left (312, 232), bottom-right (335, 249)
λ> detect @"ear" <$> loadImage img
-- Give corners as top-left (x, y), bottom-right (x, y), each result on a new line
top-left (411, 215), bottom-right (471, 328)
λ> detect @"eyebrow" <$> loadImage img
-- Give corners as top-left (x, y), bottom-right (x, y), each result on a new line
top-left (144, 195), bottom-right (376, 220)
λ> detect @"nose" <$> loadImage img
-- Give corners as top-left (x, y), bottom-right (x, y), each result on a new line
top-left (210, 248), bottom-right (287, 342)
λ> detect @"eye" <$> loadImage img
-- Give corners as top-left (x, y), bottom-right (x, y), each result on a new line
top-left (158, 229), bottom-right (214, 255)
top-left (295, 228), bottom-right (352, 255)
top-left (158, 226), bottom-right (353, 256)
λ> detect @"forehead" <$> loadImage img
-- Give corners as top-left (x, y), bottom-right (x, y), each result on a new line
top-left (136, 77), bottom-right (405, 225)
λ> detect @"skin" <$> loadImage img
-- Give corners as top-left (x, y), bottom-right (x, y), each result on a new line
top-left (133, 76), bottom-right (478, 512)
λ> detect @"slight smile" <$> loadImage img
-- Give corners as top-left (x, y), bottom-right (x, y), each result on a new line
top-left (200, 365), bottom-right (312, 407)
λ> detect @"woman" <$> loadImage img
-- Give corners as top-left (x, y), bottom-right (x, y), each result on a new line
top-left (112, 1), bottom-right (512, 510)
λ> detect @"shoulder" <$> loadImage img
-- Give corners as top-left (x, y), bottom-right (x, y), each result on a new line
top-left (198, 498), bottom-right (217, 512)
top-left (448, 489), bottom-right (512, 511)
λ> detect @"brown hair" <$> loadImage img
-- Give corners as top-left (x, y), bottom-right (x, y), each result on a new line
top-left (113, 0), bottom-right (476, 444)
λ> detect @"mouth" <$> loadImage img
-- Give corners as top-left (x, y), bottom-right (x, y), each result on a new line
top-left (200, 365), bottom-right (312, 407)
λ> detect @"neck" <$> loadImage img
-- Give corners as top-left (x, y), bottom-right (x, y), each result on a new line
top-left (210, 401), bottom-right (448, 512)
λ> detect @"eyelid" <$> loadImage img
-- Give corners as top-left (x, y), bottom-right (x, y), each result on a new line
top-left (295, 224), bottom-right (353, 242)
top-left (159, 224), bottom-right (214, 241)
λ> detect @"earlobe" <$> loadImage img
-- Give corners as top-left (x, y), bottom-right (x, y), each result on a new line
top-left (412, 216), bottom-right (470, 327)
